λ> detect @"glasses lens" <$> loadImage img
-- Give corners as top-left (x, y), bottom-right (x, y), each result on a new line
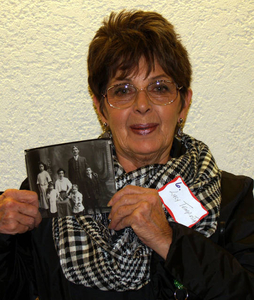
top-left (106, 80), bottom-right (179, 109)
top-left (107, 84), bottom-right (136, 108)
top-left (147, 80), bottom-right (178, 105)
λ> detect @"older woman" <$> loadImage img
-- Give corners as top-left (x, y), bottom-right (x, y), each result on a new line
top-left (0, 10), bottom-right (253, 300)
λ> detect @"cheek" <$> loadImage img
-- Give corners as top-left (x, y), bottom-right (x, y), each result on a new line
top-left (107, 110), bottom-right (128, 131)
top-left (160, 110), bottom-right (179, 134)
top-left (110, 122), bottom-right (127, 142)
top-left (108, 115), bottom-right (130, 148)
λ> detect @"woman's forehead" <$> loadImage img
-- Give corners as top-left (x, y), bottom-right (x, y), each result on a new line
top-left (110, 59), bottom-right (171, 83)
top-left (110, 56), bottom-right (155, 80)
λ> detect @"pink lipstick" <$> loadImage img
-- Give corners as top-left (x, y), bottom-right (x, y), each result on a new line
top-left (130, 123), bottom-right (158, 135)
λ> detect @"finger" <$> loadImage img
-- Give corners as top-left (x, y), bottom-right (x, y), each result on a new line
top-left (0, 192), bottom-right (42, 234)
top-left (108, 193), bottom-right (143, 219)
top-left (110, 202), bottom-right (172, 259)
top-left (1, 196), bottom-right (39, 219)
top-left (109, 200), bottom-right (151, 230)
top-left (15, 210), bottom-right (39, 229)
top-left (0, 210), bottom-right (36, 234)
top-left (109, 188), bottom-right (160, 218)
top-left (108, 185), bottom-right (152, 206)
top-left (109, 193), bottom-right (167, 232)
top-left (108, 187), bottom-right (160, 226)
top-left (2, 189), bottom-right (39, 207)
top-left (17, 201), bottom-right (39, 218)
top-left (109, 202), bottom-right (140, 229)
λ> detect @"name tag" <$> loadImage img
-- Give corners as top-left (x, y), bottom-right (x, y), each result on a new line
top-left (158, 176), bottom-right (208, 227)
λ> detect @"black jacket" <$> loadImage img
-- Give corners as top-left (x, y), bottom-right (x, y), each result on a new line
top-left (0, 171), bottom-right (254, 300)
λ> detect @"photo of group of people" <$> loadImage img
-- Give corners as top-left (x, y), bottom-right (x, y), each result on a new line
top-left (25, 139), bottom-right (116, 218)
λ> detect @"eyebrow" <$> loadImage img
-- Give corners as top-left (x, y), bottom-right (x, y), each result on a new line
top-left (111, 74), bottom-right (172, 85)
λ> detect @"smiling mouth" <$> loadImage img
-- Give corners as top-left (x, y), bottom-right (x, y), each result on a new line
top-left (130, 123), bottom-right (158, 135)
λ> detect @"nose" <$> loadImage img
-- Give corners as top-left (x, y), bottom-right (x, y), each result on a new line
top-left (133, 89), bottom-right (152, 114)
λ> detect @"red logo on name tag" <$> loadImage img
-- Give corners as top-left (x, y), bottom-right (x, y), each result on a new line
top-left (158, 176), bottom-right (208, 227)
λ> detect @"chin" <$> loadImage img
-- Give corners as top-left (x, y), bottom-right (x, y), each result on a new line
top-left (131, 142), bottom-right (160, 156)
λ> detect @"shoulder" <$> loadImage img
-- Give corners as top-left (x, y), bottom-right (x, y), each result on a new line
top-left (221, 171), bottom-right (253, 208)
top-left (214, 171), bottom-right (254, 266)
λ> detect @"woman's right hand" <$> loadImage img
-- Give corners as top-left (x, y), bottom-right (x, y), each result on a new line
top-left (0, 189), bottom-right (42, 235)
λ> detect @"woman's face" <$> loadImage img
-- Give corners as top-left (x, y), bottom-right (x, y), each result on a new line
top-left (58, 171), bottom-right (64, 179)
top-left (94, 58), bottom-right (192, 172)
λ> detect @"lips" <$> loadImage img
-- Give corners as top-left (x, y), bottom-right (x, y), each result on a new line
top-left (130, 123), bottom-right (158, 135)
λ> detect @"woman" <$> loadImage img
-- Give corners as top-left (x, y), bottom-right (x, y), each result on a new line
top-left (55, 168), bottom-right (72, 200)
top-left (0, 10), bottom-right (253, 300)
top-left (36, 161), bottom-right (51, 210)
top-left (54, 168), bottom-right (73, 217)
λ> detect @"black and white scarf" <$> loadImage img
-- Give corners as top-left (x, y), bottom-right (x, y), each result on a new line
top-left (53, 134), bottom-right (221, 291)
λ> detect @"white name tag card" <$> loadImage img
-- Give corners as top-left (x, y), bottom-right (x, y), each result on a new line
top-left (158, 176), bottom-right (208, 227)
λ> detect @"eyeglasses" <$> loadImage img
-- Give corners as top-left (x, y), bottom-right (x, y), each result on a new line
top-left (102, 80), bottom-right (182, 109)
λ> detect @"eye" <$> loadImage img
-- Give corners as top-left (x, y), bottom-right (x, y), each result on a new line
top-left (149, 81), bottom-right (173, 94)
top-left (115, 86), bottom-right (129, 95)
top-left (110, 84), bottom-right (135, 98)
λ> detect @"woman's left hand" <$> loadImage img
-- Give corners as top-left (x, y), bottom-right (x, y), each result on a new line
top-left (108, 185), bottom-right (172, 260)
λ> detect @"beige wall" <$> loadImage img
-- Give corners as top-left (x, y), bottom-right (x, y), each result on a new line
top-left (1, 0), bottom-right (253, 190)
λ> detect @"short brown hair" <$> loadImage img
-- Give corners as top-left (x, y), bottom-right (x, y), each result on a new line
top-left (88, 10), bottom-right (192, 112)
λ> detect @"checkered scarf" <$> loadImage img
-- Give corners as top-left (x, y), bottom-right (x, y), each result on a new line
top-left (52, 134), bottom-right (221, 291)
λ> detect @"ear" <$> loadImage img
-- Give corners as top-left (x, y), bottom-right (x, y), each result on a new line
top-left (179, 88), bottom-right (192, 120)
top-left (93, 96), bottom-right (108, 124)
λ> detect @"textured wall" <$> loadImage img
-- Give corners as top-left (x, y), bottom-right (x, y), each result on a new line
top-left (0, 0), bottom-right (253, 191)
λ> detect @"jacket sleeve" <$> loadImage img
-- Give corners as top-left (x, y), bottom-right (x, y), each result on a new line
top-left (0, 179), bottom-right (37, 300)
top-left (162, 172), bottom-right (254, 299)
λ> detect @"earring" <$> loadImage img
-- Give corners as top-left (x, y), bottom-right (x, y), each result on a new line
top-left (103, 122), bottom-right (109, 133)
top-left (99, 122), bottom-right (112, 139)
top-left (177, 118), bottom-right (184, 138)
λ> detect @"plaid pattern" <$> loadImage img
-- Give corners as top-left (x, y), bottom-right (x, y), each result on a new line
top-left (53, 134), bottom-right (221, 291)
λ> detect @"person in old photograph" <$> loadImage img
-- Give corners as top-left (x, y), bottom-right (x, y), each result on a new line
top-left (55, 168), bottom-right (72, 200)
top-left (0, 10), bottom-right (253, 300)
top-left (68, 146), bottom-right (89, 196)
top-left (84, 166), bottom-right (101, 214)
top-left (46, 182), bottom-right (58, 217)
top-left (69, 184), bottom-right (85, 215)
top-left (54, 168), bottom-right (73, 217)
top-left (36, 161), bottom-right (52, 211)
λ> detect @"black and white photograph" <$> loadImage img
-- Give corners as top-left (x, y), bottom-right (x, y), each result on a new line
top-left (25, 138), bottom-right (116, 218)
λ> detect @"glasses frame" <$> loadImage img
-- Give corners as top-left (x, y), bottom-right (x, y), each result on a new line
top-left (102, 80), bottom-right (183, 109)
